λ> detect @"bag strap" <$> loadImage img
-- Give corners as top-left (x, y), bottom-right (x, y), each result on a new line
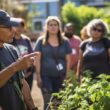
top-left (41, 39), bottom-right (60, 64)
top-left (5, 45), bottom-right (23, 87)
top-left (50, 45), bottom-right (60, 64)
top-left (4, 45), bottom-right (27, 109)
top-left (12, 37), bottom-right (22, 55)
top-left (13, 81), bottom-right (27, 110)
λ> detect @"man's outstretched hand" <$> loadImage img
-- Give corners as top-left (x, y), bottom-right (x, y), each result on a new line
top-left (15, 52), bottom-right (39, 72)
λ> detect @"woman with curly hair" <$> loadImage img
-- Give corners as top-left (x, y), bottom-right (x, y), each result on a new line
top-left (76, 19), bottom-right (110, 80)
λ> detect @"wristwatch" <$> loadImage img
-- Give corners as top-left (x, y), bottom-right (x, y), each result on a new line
top-left (32, 107), bottom-right (38, 110)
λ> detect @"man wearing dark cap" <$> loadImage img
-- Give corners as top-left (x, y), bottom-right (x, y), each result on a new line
top-left (0, 10), bottom-right (38, 110)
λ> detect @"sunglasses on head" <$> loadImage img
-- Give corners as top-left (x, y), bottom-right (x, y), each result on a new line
top-left (92, 27), bottom-right (103, 33)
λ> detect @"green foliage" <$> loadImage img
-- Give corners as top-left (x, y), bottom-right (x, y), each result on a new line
top-left (61, 2), bottom-right (110, 35)
top-left (102, 14), bottom-right (110, 27)
top-left (50, 72), bottom-right (110, 110)
top-left (77, 5), bottom-right (103, 26)
top-left (61, 2), bottom-right (81, 34)
top-left (61, 2), bottom-right (79, 23)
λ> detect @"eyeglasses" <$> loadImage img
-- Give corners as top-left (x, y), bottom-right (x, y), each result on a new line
top-left (0, 26), bottom-right (12, 31)
top-left (92, 27), bottom-right (103, 33)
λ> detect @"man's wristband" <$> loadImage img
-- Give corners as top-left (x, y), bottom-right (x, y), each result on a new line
top-left (32, 107), bottom-right (38, 110)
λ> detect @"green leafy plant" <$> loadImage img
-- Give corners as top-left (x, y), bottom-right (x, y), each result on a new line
top-left (50, 71), bottom-right (110, 110)
top-left (61, 2), bottom-right (110, 35)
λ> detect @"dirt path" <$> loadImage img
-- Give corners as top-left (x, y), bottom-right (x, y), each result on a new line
top-left (31, 79), bottom-right (44, 110)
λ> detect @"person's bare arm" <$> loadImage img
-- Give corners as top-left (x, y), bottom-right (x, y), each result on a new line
top-left (108, 48), bottom-right (110, 63)
top-left (0, 52), bottom-right (38, 88)
top-left (76, 49), bottom-right (83, 79)
top-left (21, 79), bottom-right (37, 110)
top-left (65, 54), bottom-right (71, 79)
top-left (34, 52), bottom-right (42, 88)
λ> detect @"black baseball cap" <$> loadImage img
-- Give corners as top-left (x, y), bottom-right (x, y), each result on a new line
top-left (0, 9), bottom-right (20, 27)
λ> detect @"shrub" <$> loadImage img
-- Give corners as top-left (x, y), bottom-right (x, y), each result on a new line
top-left (50, 71), bottom-right (110, 110)
top-left (61, 2), bottom-right (110, 35)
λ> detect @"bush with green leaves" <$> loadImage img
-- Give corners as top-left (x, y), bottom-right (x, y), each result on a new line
top-left (50, 71), bottom-right (110, 110)
top-left (61, 2), bottom-right (110, 35)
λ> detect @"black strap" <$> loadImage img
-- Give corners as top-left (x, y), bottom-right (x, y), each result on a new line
top-left (4, 45), bottom-right (27, 109)
top-left (4, 45), bottom-right (22, 87)
top-left (50, 45), bottom-right (60, 64)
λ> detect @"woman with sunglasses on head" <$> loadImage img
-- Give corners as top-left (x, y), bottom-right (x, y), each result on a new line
top-left (76, 19), bottom-right (110, 80)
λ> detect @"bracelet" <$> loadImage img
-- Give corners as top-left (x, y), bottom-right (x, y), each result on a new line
top-left (32, 107), bottom-right (38, 110)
